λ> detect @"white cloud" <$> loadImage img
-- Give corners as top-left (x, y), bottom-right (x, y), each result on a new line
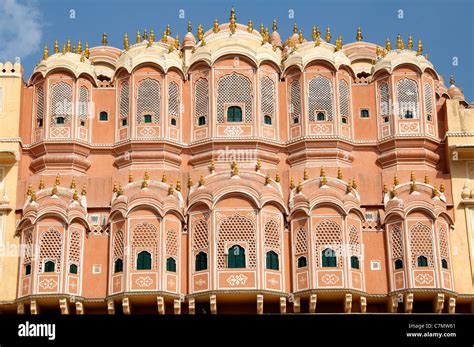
top-left (0, 0), bottom-right (42, 62)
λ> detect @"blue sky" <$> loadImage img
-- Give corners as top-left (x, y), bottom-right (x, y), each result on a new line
top-left (1, 0), bottom-right (473, 100)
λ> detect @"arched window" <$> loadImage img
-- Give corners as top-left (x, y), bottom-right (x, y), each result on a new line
top-left (322, 248), bottom-right (337, 267)
top-left (308, 76), bottom-right (334, 121)
top-left (99, 111), bottom-right (108, 121)
top-left (441, 259), bottom-right (448, 269)
top-left (341, 116), bottom-right (348, 124)
top-left (297, 256), bottom-right (307, 268)
top-left (137, 79), bottom-right (161, 124)
top-left (424, 82), bottom-right (433, 122)
top-left (316, 112), bottom-right (325, 121)
top-left (289, 79), bottom-right (302, 123)
top-left (228, 245), bottom-right (245, 268)
top-left (339, 80), bottom-right (350, 118)
top-left (51, 82), bottom-right (72, 126)
top-left (264, 115), bottom-right (272, 125)
top-left (114, 258), bottom-right (123, 273)
top-left (25, 264), bottom-right (31, 276)
top-left (119, 81), bottom-right (130, 126)
top-left (379, 82), bottom-right (390, 117)
top-left (227, 106), bottom-right (242, 122)
top-left (170, 118), bottom-right (177, 126)
top-left (195, 251), bottom-right (208, 271)
top-left (56, 116), bottom-right (65, 125)
top-left (266, 251), bottom-right (279, 270)
top-left (143, 114), bottom-right (152, 123)
top-left (394, 259), bottom-right (403, 269)
top-left (36, 86), bottom-right (44, 128)
top-left (69, 264), bottom-right (78, 274)
top-left (198, 116), bottom-right (206, 126)
top-left (137, 251), bottom-right (152, 270)
top-left (166, 257), bottom-right (176, 272)
top-left (360, 109), bottom-right (370, 118)
top-left (417, 255), bottom-right (428, 267)
top-left (397, 78), bottom-right (418, 119)
top-left (217, 73), bottom-right (252, 123)
top-left (350, 256), bottom-right (360, 269)
top-left (44, 261), bottom-right (55, 273)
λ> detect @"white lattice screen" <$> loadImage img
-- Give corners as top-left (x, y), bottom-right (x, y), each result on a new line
top-left (260, 76), bottom-right (275, 118)
top-left (113, 230), bottom-right (124, 261)
top-left (314, 220), bottom-right (342, 268)
top-left (50, 82), bottom-right (72, 124)
top-left (390, 225), bottom-right (403, 260)
top-left (131, 223), bottom-right (159, 269)
top-left (36, 86), bottom-right (44, 122)
top-left (23, 230), bottom-right (33, 265)
top-left (168, 82), bottom-right (179, 117)
top-left (137, 79), bottom-right (161, 124)
top-left (192, 219), bottom-right (209, 253)
top-left (217, 214), bottom-right (256, 269)
top-left (217, 73), bottom-right (253, 123)
top-left (308, 76), bottom-right (334, 121)
top-left (195, 78), bottom-right (209, 120)
top-left (264, 219), bottom-right (281, 252)
top-left (289, 80), bottom-right (301, 119)
top-left (438, 225), bottom-right (449, 262)
top-left (68, 230), bottom-right (81, 267)
top-left (339, 80), bottom-right (349, 117)
top-left (397, 78), bottom-right (418, 118)
top-left (119, 81), bottom-right (130, 120)
top-left (379, 82), bottom-right (390, 116)
top-left (348, 225), bottom-right (360, 256)
top-left (166, 229), bottom-right (178, 259)
top-left (295, 226), bottom-right (308, 255)
top-left (39, 228), bottom-right (63, 273)
top-left (78, 86), bottom-right (89, 121)
top-left (409, 222), bottom-right (434, 268)
top-left (424, 82), bottom-right (433, 114)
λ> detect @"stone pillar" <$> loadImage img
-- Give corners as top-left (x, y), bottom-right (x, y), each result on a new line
top-left (17, 302), bottom-right (25, 315)
top-left (188, 298), bottom-right (195, 314)
top-left (279, 297), bottom-right (286, 314)
top-left (309, 294), bottom-right (317, 313)
top-left (107, 299), bottom-right (115, 314)
top-left (257, 294), bottom-right (264, 315)
top-left (210, 295), bottom-right (217, 314)
top-left (30, 300), bottom-right (39, 315)
top-left (293, 296), bottom-right (300, 313)
top-left (59, 298), bottom-right (69, 315)
top-left (404, 293), bottom-right (414, 314)
top-left (387, 295), bottom-right (398, 313)
top-left (122, 297), bottom-right (131, 315)
top-left (344, 293), bottom-right (352, 313)
top-left (157, 296), bottom-right (165, 314)
top-left (174, 299), bottom-right (181, 314)
top-left (75, 301), bottom-right (85, 314)
top-left (433, 293), bottom-right (445, 313)
top-left (448, 297), bottom-right (456, 314)
top-left (360, 296), bottom-right (367, 313)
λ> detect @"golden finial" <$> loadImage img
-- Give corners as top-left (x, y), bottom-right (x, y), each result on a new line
top-left (188, 174), bottom-right (193, 188)
top-left (199, 174), bottom-right (205, 186)
top-left (144, 170), bottom-right (149, 181)
top-left (290, 177), bottom-right (295, 190)
top-left (396, 33), bottom-right (404, 50)
top-left (54, 39), bottom-right (59, 54)
top-left (162, 172), bottom-right (167, 183)
top-left (320, 167), bottom-right (325, 177)
top-left (148, 29), bottom-right (155, 47)
top-left (410, 181), bottom-right (417, 193)
top-left (260, 23), bottom-right (265, 36)
top-left (213, 19), bottom-right (220, 33)
top-left (275, 173), bottom-right (280, 183)
top-left (272, 19), bottom-right (277, 32)
top-left (30, 189), bottom-right (36, 202)
top-left (72, 189), bottom-right (78, 201)
top-left (229, 6), bottom-right (237, 34)
top-left (335, 35), bottom-right (343, 51)
top-left (142, 175), bottom-right (149, 189)
top-left (168, 183), bottom-right (174, 195)
top-left (174, 34), bottom-right (180, 50)
top-left (407, 34), bottom-right (413, 50)
top-left (176, 179), bottom-right (182, 192)
top-left (352, 178), bottom-right (358, 190)
top-left (81, 184), bottom-right (87, 196)
top-left (356, 25), bottom-right (363, 41)
top-left (102, 32), bottom-right (108, 46)
top-left (187, 21), bottom-right (192, 33)
top-left (394, 174), bottom-right (399, 186)
top-left (433, 183), bottom-right (439, 197)
top-left (84, 41), bottom-right (90, 58)
top-left (124, 33), bottom-right (129, 50)
top-left (166, 24), bottom-right (171, 36)
top-left (70, 178), bottom-right (76, 189)
top-left (424, 173), bottom-right (429, 184)
top-left (264, 27), bottom-right (269, 43)
top-left (321, 174), bottom-right (328, 186)
top-left (27, 184), bottom-right (33, 197)
top-left (118, 183), bottom-right (123, 196)
top-left (113, 181), bottom-right (118, 193)
top-left (296, 180), bottom-right (303, 193)
top-left (128, 172), bottom-right (133, 183)
top-left (410, 171), bottom-right (416, 182)
top-left (43, 45), bottom-right (49, 60)
top-left (376, 45), bottom-right (381, 58)
top-left (39, 178), bottom-right (45, 190)
top-left (385, 37), bottom-right (392, 51)
top-left (440, 182), bottom-right (445, 193)
top-left (162, 30), bottom-right (168, 43)
top-left (347, 180), bottom-right (353, 193)
top-left (136, 31), bottom-right (141, 44)
top-left (76, 40), bottom-right (82, 54)
top-left (325, 26), bottom-right (331, 42)
top-left (72, 44), bottom-right (76, 53)
top-left (391, 185), bottom-right (397, 198)
top-left (298, 30), bottom-right (304, 44)
top-left (303, 168), bottom-right (309, 180)
top-left (417, 39), bottom-right (423, 56)
top-left (293, 23), bottom-right (298, 34)
top-left (256, 159), bottom-right (261, 171)
top-left (143, 29), bottom-right (148, 41)
top-left (80, 52), bottom-right (85, 63)
top-left (383, 183), bottom-right (388, 194)
top-left (315, 34), bottom-right (321, 47)
top-left (265, 171), bottom-right (271, 185)
top-left (232, 161), bottom-right (239, 176)
top-left (197, 24), bottom-right (204, 41)
top-left (55, 174), bottom-right (60, 186)
top-left (247, 20), bottom-right (253, 33)
top-left (449, 75), bottom-right (455, 86)
top-left (62, 44), bottom-right (66, 55)
top-left (52, 183), bottom-right (58, 196)
top-left (66, 38), bottom-right (71, 52)
top-left (337, 167), bottom-right (343, 180)
top-left (312, 26), bottom-right (317, 41)
top-left (209, 159), bottom-right (215, 172)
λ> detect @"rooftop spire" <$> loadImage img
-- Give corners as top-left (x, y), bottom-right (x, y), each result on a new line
top-left (385, 37), bottom-right (392, 51)
top-left (356, 25), bottom-right (363, 41)
top-left (272, 18), bottom-right (277, 32)
top-left (213, 19), bottom-right (220, 33)
top-left (293, 23), bottom-right (298, 34)
top-left (407, 34), bottom-right (413, 50)
top-left (325, 26), bottom-right (331, 42)
top-left (417, 39), bottom-right (423, 56)
top-left (102, 32), bottom-right (108, 46)
top-left (43, 45), bottom-right (48, 60)
top-left (187, 21), bottom-right (192, 33)
top-left (54, 39), bottom-right (59, 54)
top-left (166, 24), bottom-right (171, 36)
top-left (396, 33), bottom-right (404, 50)
top-left (229, 6), bottom-right (237, 34)
top-left (143, 29), bottom-right (148, 41)
top-left (148, 29), bottom-right (155, 47)
top-left (450, 75), bottom-right (455, 86)
top-left (124, 33), bottom-right (129, 50)
top-left (247, 20), bottom-right (253, 33)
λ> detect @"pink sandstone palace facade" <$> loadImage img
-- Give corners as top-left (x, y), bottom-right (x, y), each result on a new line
top-left (1, 8), bottom-right (473, 314)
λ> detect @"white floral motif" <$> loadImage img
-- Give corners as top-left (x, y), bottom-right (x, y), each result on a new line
top-left (39, 278), bottom-right (57, 289)
top-left (195, 278), bottom-right (206, 287)
top-left (224, 126), bottom-right (243, 136)
top-left (226, 274), bottom-right (248, 286)
top-left (321, 273), bottom-right (339, 285)
top-left (415, 273), bottom-right (433, 285)
top-left (136, 276), bottom-right (153, 288)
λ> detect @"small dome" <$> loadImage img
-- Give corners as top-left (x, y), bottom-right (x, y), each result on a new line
top-left (271, 31), bottom-right (281, 46)
top-left (183, 32), bottom-right (196, 47)
top-left (448, 84), bottom-right (465, 101)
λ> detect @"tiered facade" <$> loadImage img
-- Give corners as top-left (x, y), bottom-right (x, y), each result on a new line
top-left (1, 9), bottom-right (473, 314)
